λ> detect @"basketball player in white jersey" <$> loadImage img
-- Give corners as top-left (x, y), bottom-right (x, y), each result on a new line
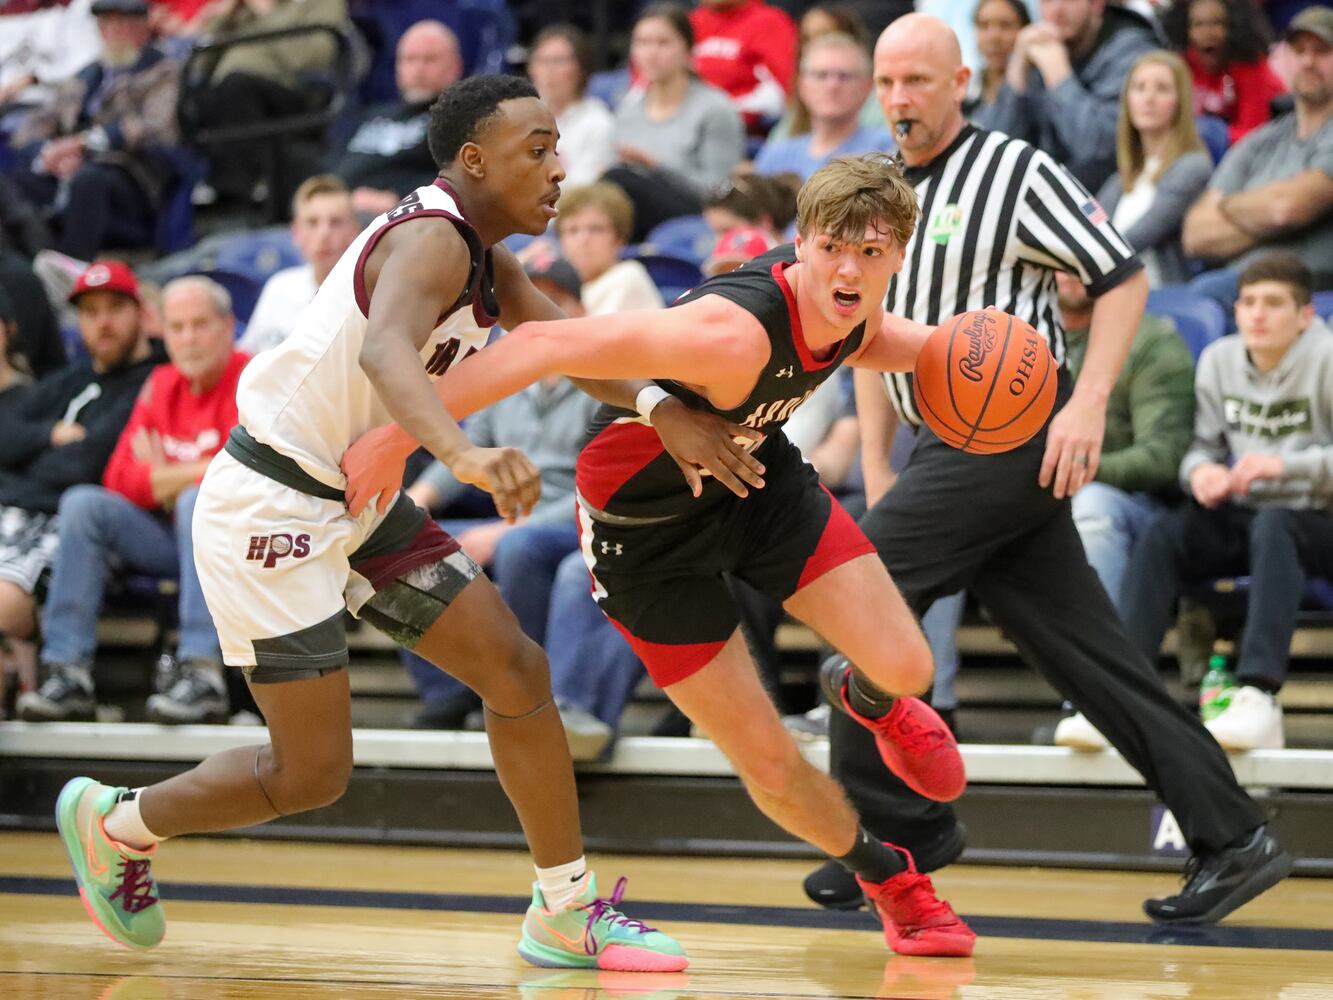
top-left (52, 75), bottom-right (761, 971)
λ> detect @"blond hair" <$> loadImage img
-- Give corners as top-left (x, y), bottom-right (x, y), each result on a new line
top-left (1116, 51), bottom-right (1206, 190)
top-left (796, 153), bottom-right (917, 248)
top-left (291, 173), bottom-right (350, 216)
top-left (555, 182), bottom-right (635, 244)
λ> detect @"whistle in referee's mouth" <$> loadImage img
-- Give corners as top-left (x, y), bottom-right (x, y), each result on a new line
top-left (895, 120), bottom-right (912, 138)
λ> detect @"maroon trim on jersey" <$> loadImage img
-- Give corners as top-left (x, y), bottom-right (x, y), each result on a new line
top-left (771, 261), bottom-right (845, 373)
top-left (352, 208), bottom-right (469, 319)
top-left (351, 518), bottom-right (462, 591)
top-left (794, 486), bottom-right (878, 592)
top-left (575, 421), bottom-right (666, 511)
top-left (605, 615), bottom-right (728, 688)
top-left (433, 177), bottom-right (478, 229)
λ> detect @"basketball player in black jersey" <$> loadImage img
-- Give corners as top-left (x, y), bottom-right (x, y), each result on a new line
top-left (345, 153), bottom-right (977, 958)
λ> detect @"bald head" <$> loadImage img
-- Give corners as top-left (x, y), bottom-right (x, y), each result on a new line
top-left (397, 20), bottom-right (462, 103)
top-left (873, 13), bottom-right (969, 166)
top-left (875, 14), bottom-right (963, 73)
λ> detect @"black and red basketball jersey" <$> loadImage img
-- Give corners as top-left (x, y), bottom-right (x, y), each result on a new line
top-left (577, 246), bottom-right (866, 522)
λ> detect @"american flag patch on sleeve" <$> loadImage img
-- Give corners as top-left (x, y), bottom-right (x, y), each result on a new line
top-left (1081, 199), bottom-right (1108, 225)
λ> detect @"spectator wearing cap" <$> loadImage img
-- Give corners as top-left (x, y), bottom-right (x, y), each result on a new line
top-left (0, 259), bottom-right (157, 659)
top-left (753, 32), bottom-right (894, 180)
top-left (1183, 6), bottom-right (1333, 303)
top-left (554, 182), bottom-right (664, 315)
top-left (9, 0), bottom-right (183, 260)
top-left (399, 260), bottom-right (602, 735)
top-left (19, 276), bottom-right (249, 723)
top-left (703, 224), bottom-right (777, 275)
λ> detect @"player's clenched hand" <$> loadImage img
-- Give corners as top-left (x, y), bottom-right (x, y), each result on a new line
top-left (1039, 394), bottom-right (1104, 500)
top-left (343, 425), bottom-right (411, 517)
top-left (651, 399), bottom-right (766, 499)
top-left (451, 446), bottom-right (542, 522)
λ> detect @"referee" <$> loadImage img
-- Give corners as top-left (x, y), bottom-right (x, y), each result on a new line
top-left (816, 14), bottom-right (1291, 928)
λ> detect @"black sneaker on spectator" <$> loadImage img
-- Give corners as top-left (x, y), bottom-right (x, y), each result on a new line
top-left (16, 663), bottom-right (96, 721)
top-left (145, 661), bottom-right (229, 724)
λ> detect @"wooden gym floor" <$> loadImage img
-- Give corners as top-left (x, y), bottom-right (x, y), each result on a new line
top-left (1, 833), bottom-right (1329, 999)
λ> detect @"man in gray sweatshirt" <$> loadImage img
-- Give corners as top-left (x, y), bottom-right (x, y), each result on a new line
top-left (1121, 253), bottom-right (1333, 750)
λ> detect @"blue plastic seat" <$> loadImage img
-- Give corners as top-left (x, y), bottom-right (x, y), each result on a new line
top-left (1195, 114), bottom-right (1230, 165)
top-left (586, 68), bottom-right (631, 111)
top-left (632, 253), bottom-right (704, 299)
top-left (1313, 290), bottom-right (1333, 322)
top-left (1146, 287), bottom-right (1228, 361)
top-left (644, 215), bottom-right (715, 266)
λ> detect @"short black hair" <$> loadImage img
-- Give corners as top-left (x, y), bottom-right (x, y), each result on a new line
top-left (428, 74), bottom-right (540, 167)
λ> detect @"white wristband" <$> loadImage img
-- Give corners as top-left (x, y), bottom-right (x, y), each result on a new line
top-left (634, 385), bottom-right (671, 421)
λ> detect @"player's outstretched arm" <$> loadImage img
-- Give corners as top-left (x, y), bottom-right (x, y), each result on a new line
top-left (352, 220), bottom-right (541, 518)
top-left (347, 295), bottom-right (769, 486)
top-left (489, 247), bottom-right (767, 498)
top-left (846, 305), bottom-right (934, 373)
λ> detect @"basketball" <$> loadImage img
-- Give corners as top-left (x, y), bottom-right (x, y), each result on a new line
top-left (912, 308), bottom-right (1057, 455)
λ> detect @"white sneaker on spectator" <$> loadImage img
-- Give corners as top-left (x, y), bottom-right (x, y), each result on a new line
top-left (146, 662), bottom-right (229, 724)
top-left (556, 702), bottom-right (613, 762)
top-left (1205, 686), bottom-right (1285, 751)
top-left (1054, 711), bottom-right (1110, 751)
top-left (783, 704), bottom-right (831, 743)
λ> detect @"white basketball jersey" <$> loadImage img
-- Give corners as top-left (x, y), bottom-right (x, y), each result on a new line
top-left (235, 179), bottom-right (495, 491)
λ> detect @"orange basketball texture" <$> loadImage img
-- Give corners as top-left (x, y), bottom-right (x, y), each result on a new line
top-left (912, 309), bottom-right (1057, 455)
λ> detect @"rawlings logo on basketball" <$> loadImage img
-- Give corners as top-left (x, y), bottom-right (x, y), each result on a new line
top-left (246, 533), bottom-right (311, 568)
top-left (956, 312), bottom-right (997, 383)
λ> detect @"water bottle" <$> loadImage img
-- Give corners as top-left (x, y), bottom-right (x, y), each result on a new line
top-left (1199, 654), bottom-right (1236, 721)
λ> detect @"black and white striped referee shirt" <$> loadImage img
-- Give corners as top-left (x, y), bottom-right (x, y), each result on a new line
top-left (884, 125), bottom-right (1143, 427)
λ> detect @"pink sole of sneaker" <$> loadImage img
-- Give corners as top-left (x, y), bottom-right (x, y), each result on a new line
top-left (887, 928), bottom-right (976, 958)
top-left (597, 944), bottom-right (690, 972)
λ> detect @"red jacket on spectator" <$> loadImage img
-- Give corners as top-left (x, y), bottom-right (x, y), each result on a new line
top-left (690, 0), bottom-right (798, 129)
top-left (102, 350), bottom-right (249, 511)
top-left (1187, 50), bottom-right (1286, 146)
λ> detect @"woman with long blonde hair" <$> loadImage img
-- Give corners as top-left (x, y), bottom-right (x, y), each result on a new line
top-left (1097, 51), bottom-right (1214, 286)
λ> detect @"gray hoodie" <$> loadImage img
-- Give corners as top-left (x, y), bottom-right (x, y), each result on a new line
top-left (988, 5), bottom-right (1159, 193)
top-left (1180, 319), bottom-right (1333, 511)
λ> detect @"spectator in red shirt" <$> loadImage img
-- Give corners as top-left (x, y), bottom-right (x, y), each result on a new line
top-left (690, 0), bottom-right (799, 131)
top-left (1165, 0), bottom-right (1287, 145)
top-left (19, 275), bottom-right (249, 724)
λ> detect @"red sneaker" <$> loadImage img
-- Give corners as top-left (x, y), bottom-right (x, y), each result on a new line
top-left (858, 856), bottom-right (975, 958)
top-left (829, 670), bottom-right (966, 801)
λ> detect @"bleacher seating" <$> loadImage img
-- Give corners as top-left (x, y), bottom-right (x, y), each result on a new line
top-left (1314, 290), bottom-right (1333, 322)
top-left (1146, 287), bottom-right (1229, 361)
top-left (644, 215), bottom-right (715, 266)
top-left (349, 0), bottom-right (515, 105)
top-left (630, 252), bottom-right (704, 304)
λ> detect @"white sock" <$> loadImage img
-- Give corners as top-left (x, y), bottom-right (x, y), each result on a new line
top-left (102, 789), bottom-right (164, 852)
top-left (535, 855), bottom-right (590, 912)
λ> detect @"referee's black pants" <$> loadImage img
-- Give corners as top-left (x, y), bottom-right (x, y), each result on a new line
top-left (831, 411), bottom-right (1264, 857)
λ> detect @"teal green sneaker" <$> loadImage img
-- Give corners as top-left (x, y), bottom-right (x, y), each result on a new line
top-left (518, 874), bottom-right (688, 972)
top-left (55, 777), bottom-right (165, 949)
